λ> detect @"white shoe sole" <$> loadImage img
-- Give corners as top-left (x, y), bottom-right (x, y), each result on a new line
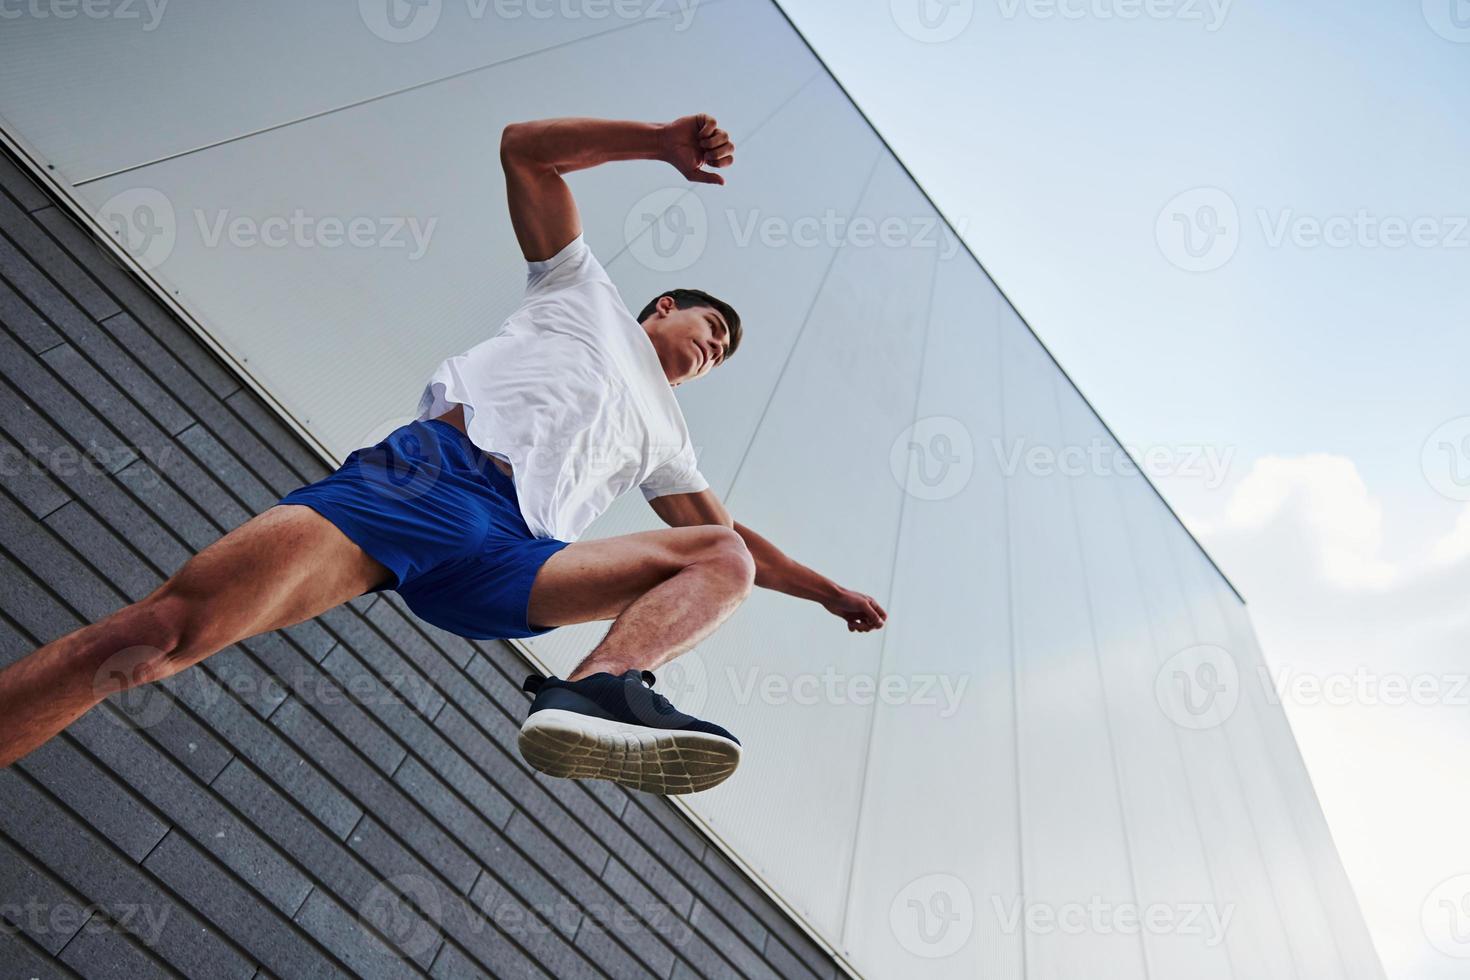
top-left (518, 708), bottom-right (741, 795)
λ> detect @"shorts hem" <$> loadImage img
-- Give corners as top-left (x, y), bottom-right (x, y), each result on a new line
top-left (275, 496), bottom-right (405, 593)
top-left (521, 538), bottom-right (574, 637)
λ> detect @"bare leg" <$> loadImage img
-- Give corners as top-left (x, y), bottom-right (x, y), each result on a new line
top-left (0, 505), bottom-right (390, 768)
top-left (567, 548), bottom-right (751, 680)
top-left (525, 524), bottom-right (756, 681)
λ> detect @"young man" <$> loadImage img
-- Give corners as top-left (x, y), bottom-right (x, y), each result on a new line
top-left (0, 113), bottom-right (887, 794)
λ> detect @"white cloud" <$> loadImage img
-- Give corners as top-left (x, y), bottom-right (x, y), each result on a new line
top-left (1214, 453), bottom-right (1399, 589)
top-left (1189, 453), bottom-right (1470, 591)
top-left (1429, 504), bottom-right (1470, 568)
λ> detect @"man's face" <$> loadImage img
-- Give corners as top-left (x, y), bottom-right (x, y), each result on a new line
top-left (641, 296), bottom-right (732, 387)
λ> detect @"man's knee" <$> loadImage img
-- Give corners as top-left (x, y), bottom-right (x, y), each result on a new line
top-left (698, 526), bottom-right (756, 594)
top-left (94, 589), bottom-right (211, 690)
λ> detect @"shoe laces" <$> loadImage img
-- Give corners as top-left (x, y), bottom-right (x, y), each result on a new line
top-left (637, 670), bottom-right (678, 715)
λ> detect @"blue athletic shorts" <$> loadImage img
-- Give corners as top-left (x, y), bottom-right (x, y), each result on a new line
top-left (277, 418), bottom-right (572, 640)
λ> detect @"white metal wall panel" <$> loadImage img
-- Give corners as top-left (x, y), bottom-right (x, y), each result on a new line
top-left (0, 1), bottom-right (1387, 976)
top-left (1168, 532), bottom-right (1350, 979)
top-left (999, 317), bottom-right (1148, 977)
top-left (0, 0), bottom-right (685, 184)
top-left (838, 232), bottom-right (1022, 978)
top-left (1117, 479), bottom-right (1300, 978)
top-left (1211, 591), bottom-right (1386, 980)
top-left (1053, 384), bottom-right (1234, 980)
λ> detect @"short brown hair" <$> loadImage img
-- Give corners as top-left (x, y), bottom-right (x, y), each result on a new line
top-left (637, 288), bottom-right (742, 361)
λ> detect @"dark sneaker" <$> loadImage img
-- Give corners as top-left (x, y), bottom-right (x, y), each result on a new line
top-left (517, 668), bottom-right (741, 795)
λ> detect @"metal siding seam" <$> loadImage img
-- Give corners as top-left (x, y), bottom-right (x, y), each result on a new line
top-left (832, 186), bottom-right (945, 946)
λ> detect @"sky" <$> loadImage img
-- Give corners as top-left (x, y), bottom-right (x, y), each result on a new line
top-left (775, 1), bottom-right (1470, 977)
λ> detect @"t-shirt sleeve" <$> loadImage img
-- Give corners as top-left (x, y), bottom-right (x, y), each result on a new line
top-left (640, 445), bottom-right (710, 501)
top-left (525, 232), bottom-right (611, 297)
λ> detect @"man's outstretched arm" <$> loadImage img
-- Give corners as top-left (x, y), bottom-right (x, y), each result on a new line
top-left (499, 114), bottom-right (734, 262)
top-left (647, 488), bottom-right (889, 633)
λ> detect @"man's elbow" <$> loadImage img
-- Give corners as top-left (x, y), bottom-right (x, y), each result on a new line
top-left (499, 123), bottom-right (526, 162)
top-left (500, 121), bottom-right (553, 169)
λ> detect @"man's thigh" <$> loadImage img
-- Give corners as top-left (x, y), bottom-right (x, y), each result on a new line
top-left (526, 525), bottom-right (731, 628)
top-left (157, 504), bottom-right (393, 657)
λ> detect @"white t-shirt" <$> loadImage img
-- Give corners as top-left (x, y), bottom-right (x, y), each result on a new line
top-left (415, 233), bottom-right (709, 542)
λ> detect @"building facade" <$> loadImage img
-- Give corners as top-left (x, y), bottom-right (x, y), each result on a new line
top-left (0, 3), bottom-right (1382, 977)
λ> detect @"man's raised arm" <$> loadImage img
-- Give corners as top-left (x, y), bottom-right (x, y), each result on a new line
top-left (499, 114), bottom-right (734, 262)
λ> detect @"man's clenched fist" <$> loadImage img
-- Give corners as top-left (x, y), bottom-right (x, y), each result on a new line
top-left (659, 113), bottom-right (735, 185)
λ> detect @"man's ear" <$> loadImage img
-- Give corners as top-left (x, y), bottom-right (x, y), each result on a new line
top-left (656, 295), bottom-right (676, 317)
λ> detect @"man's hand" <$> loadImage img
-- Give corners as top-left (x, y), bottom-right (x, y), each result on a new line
top-left (659, 114), bottom-right (735, 185)
top-left (822, 588), bottom-right (888, 633)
